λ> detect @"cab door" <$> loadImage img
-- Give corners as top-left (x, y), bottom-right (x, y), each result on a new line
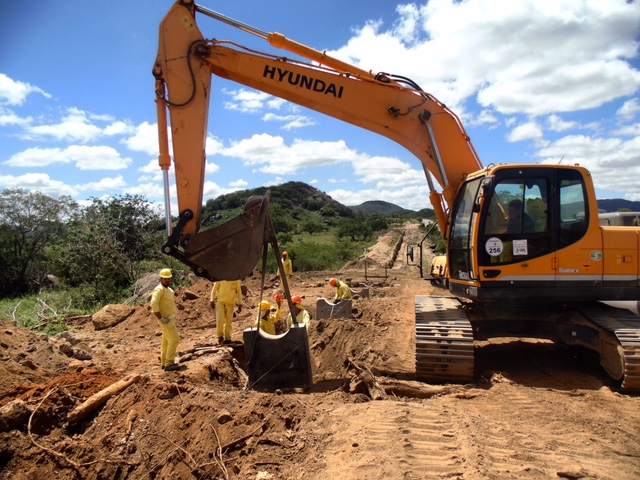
top-left (476, 169), bottom-right (556, 297)
top-left (554, 169), bottom-right (603, 293)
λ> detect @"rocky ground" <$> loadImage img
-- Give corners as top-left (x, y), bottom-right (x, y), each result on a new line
top-left (1, 223), bottom-right (639, 480)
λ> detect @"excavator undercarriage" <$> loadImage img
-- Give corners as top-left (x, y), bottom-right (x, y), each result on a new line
top-left (415, 296), bottom-right (640, 391)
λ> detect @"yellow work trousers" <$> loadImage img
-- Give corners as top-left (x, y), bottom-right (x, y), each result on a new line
top-left (157, 318), bottom-right (180, 367)
top-left (216, 303), bottom-right (234, 341)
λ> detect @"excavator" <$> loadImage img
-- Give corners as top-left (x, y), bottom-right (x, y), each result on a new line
top-left (153, 0), bottom-right (640, 391)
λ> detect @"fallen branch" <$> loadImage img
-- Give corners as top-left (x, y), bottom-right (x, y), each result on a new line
top-left (29, 388), bottom-right (84, 470)
top-left (346, 356), bottom-right (387, 400)
top-left (67, 374), bottom-right (141, 424)
top-left (197, 424), bottom-right (229, 479)
top-left (140, 432), bottom-right (197, 466)
top-left (376, 378), bottom-right (467, 399)
top-left (28, 388), bottom-right (137, 469)
top-left (221, 421), bottom-right (266, 452)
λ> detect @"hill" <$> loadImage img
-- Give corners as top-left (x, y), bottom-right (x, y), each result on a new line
top-left (203, 182), bottom-right (436, 224)
top-left (202, 181), bottom-right (353, 226)
top-left (349, 200), bottom-right (407, 215)
top-left (597, 198), bottom-right (640, 213)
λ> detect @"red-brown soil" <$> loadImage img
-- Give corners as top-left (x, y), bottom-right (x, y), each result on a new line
top-left (1, 223), bottom-right (639, 479)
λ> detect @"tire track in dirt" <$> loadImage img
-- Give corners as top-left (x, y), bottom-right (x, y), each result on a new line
top-left (451, 385), bottom-right (639, 479)
top-left (310, 400), bottom-right (465, 480)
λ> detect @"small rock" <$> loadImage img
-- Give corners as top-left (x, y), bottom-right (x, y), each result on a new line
top-left (73, 349), bottom-right (93, 361)
top-left (182, 290), bottom-right (199, 300)
top-left (216, 411), bottom-right (233, 424)
top-left (0, 399), bottom-right (32, 432)
top-left (58, 342), bottom-right (75, 357)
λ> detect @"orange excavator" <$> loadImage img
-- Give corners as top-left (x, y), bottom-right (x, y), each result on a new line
top-left (154, 0), bottom-right (640, 390)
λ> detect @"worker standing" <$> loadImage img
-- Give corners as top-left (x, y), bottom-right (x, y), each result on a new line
top-left (277, 251), bottom-right (293, 285)
top-left (210, 280), bottom-right (243, 344)
top-left (330, 277), bottom-right (352, 303)
top-left (151, 268), bottom-right (181, 371)
top-left (255, 300), bottom-right (283, 335)
top-left (287, 295), bottom-right (310, 330)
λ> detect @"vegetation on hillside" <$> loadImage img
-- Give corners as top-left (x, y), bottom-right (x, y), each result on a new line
top-left (0, 183), bottom-right (439, 331)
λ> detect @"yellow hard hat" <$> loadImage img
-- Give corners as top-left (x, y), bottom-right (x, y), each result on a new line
top-left (159, 268), bottom-right (172, 278)
top-left (259, 300), bottom-right (272, 311)
top-left (329, 278), bottom-right (337, 287)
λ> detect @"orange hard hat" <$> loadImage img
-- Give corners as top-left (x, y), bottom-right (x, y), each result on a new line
top-left (291, 295), bottom-right (302, 304)
top-left (282, 251), bottom-right (288, 257)
top-left (329, 278), bottom-right (337, 287)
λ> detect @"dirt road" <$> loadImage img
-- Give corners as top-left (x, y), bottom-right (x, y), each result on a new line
top-left (1, 223), bottom-right (639, 479)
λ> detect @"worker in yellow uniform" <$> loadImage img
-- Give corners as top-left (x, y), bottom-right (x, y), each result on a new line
top-left (277, 251), bottom-right (293, 285)
top-left (330, 277), bottom-right (352, 303)
top-left (151, 268), bottom-right (180, 371)
top-left (255, 300), bottom-right (283, 335)
top-left (210, 280), bottom-right (243, 344)
top-left (286, 295), bottom-right (310, 330)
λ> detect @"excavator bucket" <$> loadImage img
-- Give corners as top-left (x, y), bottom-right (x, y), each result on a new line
top-left (243, 325), bottom-right (313, 391)
top-left (183, 196), bottom-right (268, 280)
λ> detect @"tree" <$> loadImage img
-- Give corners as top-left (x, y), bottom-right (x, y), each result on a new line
top-left (0, 189), bottom-right (77, 297)
top-left (301, 219), bottom-right (326, 235)
top-left (335, 217), bottom-right (372, 241)
top-left (53, 195), bottom-right (163, 307)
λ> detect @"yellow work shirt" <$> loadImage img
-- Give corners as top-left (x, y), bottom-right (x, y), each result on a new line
top-left (150, 284), bottom-right (177, 318)
top-left (211, 280), bottom-right (242, 306)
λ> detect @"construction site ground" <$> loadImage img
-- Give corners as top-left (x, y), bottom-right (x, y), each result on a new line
top-left (1, 222), bottom-right (639, 479)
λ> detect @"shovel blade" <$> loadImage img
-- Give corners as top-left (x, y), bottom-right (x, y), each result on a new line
top-left (243, 325), bottom-right (313, 391)
top-left (185, 196), bottom-right (268, 280)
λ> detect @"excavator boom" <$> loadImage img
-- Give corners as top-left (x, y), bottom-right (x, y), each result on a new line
top-left (153, 0), bottom-right (483, 275)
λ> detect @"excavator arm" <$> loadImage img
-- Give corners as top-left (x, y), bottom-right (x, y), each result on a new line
top-left (153, 0), bottom-right (482, 280)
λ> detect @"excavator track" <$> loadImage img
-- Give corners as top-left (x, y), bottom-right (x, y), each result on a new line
top-left (580, 304), bottom-right (640, 392)
top-left (415, 296), bottom-right (474, 383)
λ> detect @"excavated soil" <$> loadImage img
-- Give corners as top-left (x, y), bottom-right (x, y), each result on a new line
top-left (1, 223), bottom-right (639, 479)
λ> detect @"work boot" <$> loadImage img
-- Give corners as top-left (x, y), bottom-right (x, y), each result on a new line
top-left (164, 363), bottom-right (180, 372)
top-left (218, 336), bottom-right (224, 344)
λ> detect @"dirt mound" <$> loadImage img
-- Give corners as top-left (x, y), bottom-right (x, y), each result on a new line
top-left (1, 224), bottom-right (639, 479)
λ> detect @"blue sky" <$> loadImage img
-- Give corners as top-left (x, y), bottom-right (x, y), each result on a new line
top-left (1, 0), bottom-right (639, 213)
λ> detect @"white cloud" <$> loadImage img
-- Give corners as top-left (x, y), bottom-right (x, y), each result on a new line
top-left (5, 145), bottom-right (132, 171)
top-left (0, 172), bottom-right (78, 197)
top-left (22, 107), bottom-right (102, 143)
top-left (546, 115), bottom-right (579, 133)
top-left (229, 179), bottom-right (248, 188)
top-left (507, 121), bottom-right (544, 143)
top-left (0, 74), bottom-right (51, 106)
top-left (352, 156), bottom-right (425, 188)
top-left (537, 134), bottom-right (640, 199)
top-left (262, 113), bottom-right (317, 130)
top-left (77, 175), bottom-right (127, 192)
top-left (104, 121), bottom-right (133, 136)
top-left (124, 121), bottom-right (158, 155)
top-left (326, 0), bottom-right (640, 116)
top-left (613, 123), bottom-right (640, 137)
top-left (0, 108), bottom-right (32, 127)
top-left (223, 134), bottom-right (358, 174)
top-left (617, 98), bottom-right (640, 122)
top-left (223, 89), bottom-right (275, 113)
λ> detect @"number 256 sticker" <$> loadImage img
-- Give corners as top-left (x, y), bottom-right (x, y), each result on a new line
top-left (485, 237), bottom-right (503, 256)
